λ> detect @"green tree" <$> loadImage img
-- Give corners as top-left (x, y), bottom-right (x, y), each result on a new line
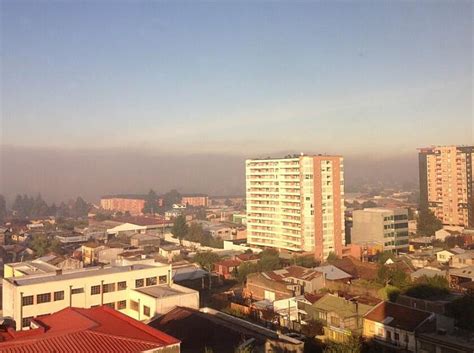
top-left (187, 222), bottom-right (204, 242)
top-left (162, 189), bottom-right (182, 209)
top-left (171, 215), bottom-right (188, 244)
top-left (71, 197), bottom-right (90, 218)
top-left (0, 194), bottom-right (7, 223)
top-left (403, 275), bottom-right (449, 299)
top-left (143, 189), bottom-right (160, 215)
top-left (193, 251), bottom-right (220, 271)
top-left (377, 265), bottom-right (410, 289)
top-left (293, 255), bottom-right (319, 268)
top-left (376, 251), bottom-right (395, 264)
top-left (259, 249), bottom-right (281, 271)
top-left (417, 208), bottom-right (443, 236)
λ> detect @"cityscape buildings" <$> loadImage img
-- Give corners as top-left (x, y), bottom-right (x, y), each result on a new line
top-left (245, 154), bottom-right (345, 260)
top-left (418, 145), bottom-right (474, 227)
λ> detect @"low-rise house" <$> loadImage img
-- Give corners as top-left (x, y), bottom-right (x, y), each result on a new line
top-left (450, 250), bottom-right (474, 269)
top-left (245, 266), bottom-right (324, 301)
top-left (159, 243), bottom-right (182, 262)
top-left (410, 267), bottom-right (447, 281)
top-left (303, 294), bottom-right (377, 342)
top-left (436, 248), bottom-right (465, 264)
top-left (448, 265), bottom-right (474, 290)
top-left (130, 233), bottom-right (161, 247)
top-left (435, 229), bottom-right (461, 241)
top-left (417, 331), bottom-right (474, 353)
top-left (214, 259), bottom-right (241, 279)
top-left (81, 242), bottom-right (106, 265)
top-left (363, 301), bottom-right (436, 352)
top-left (331, 256), bottom-right (378, 281)
top-left (314, 265), bottom-right (352, 283)
top-left (0, 306), bottom-right (181, 353)
top-left (149, 306), bottom-right (304, 353)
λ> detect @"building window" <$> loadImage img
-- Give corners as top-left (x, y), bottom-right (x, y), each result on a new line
top-left (37, 293), bottom-right (51, 304)
top-left (71, 288), bottom-right (84, 295)
top-left (330, 316), bottom-right (340, 327)
top-left (117, 281), bottom-right (127, 291)
top-left (117, 300), bottom-right (126, 310)
top-left (105, 302), bottom-right (115, 309)
top-left (130, 300), bottom-right (139, 312)
top-left (91, 285), bottom-right (101, 295)
top-left (387, 331), bottom-right (392, 341)
top-left (22, 295), bottom-right (34, 306)
top-left (135, 279), bottom-right (144, 288)
top-left (394, 333), bottom-right (400, 341)
top-left (143, 305), bottom-right (151, 317)
top-left (102, 283), bottom-right (115, 293)
top-left (146, 277), bottom-right (157, 286)
top-left (54, 291), bottom-right (64, 301)
top-left (22, 317), bottom-right (33, 328)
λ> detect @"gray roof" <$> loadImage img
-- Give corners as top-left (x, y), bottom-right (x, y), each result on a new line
top-left (314, 265), bottom-right (352, 281)
top-left (134, 285), bottom-right (188, 298)
top-left (7, 264), bottom-right (157, 286)
top-left (411, 268), bottom-right (446, 279)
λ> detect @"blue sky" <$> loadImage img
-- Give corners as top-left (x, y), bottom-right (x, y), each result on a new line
top-left (1, 1), bottom-right (472, 156)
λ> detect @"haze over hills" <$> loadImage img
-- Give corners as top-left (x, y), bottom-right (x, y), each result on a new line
top-left (0, 145), bottom-right (418, 204)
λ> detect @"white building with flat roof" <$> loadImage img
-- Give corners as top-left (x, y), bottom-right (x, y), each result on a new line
top-left (2, 261), bottom-right (199, 330)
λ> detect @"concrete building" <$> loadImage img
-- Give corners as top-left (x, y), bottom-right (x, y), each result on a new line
top-left (351, 208), bottom-right (409, 253)
top-left (246, 154), bottom-right (345, 260)
top-left (100, 195), bottom-right (164, 215)
top-left (2, 262), bottom-right (199, 330)
top-left (181, 194), bottom-right (209, 207)
top-left (418, 146), bottom-right (474, 227)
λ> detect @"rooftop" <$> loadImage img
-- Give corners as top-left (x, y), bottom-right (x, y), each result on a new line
top-left (263, 266), bottom-right (322, 282)
top-left (134, 284), bottom-right (195, 298)
top-left (364, 301), bottom-right (433, 332)
top-left (6, 263), bottom-right (165, 287)
top-left (314, 265), bottom-right (352, 281)
top-left (313, 294), bottom-right (374, 319)
top-left (0, 306), bottom-right (179, 353)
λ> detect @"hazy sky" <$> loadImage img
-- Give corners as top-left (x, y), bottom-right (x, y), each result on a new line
top-left (0, 1), bottom-right (472, 202)
top-left (1, 1), bottom-right (472, 156)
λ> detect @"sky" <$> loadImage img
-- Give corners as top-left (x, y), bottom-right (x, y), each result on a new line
top-left (0, 1), bottom-right (472, 201)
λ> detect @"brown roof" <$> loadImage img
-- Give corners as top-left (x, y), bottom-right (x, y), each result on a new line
top-left (364, 302), bottom-right (433, 332)
top-left (215, 259), bottom-right (241, 268)
top-left (263, 266), bottom-right (322, 281)
top-left (332, 257), bottom-right (378, 281)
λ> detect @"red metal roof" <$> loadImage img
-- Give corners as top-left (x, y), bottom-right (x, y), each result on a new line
top-left (0, 306), bottom-right (179, 353)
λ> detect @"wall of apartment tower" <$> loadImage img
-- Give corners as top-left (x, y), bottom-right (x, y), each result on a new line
top-left (245, 156), bottom-right (344, 260)
top-left (418, 146), bottom-right (474, 228)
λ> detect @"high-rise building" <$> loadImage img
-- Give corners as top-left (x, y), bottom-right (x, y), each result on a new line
top-left (418, 146), bottom-right (474, 227)
top-left (351, 208), bottom-right (409, 253)
top-left (245, 154), bottom-right (345, 260)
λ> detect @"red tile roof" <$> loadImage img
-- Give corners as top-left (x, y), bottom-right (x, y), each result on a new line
top-left (0, 306), bottom-right (179, 353)
top-left (332, 256), bottom-right (378, 281)
top-left (364, 301), bottom-right (433, 332)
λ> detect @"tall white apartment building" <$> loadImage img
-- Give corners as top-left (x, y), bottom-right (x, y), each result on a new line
top-left (246, 154), bottom-right (345, 260)
top-left (2, 261), bottom-right (199, 330)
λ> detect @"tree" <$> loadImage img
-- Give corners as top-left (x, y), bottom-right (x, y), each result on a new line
top-left (324, 336), bottom-right (362, 353)
top-left (162, 189), bottom-right (181, 209)
top-left (376, 251), bottom-right (395, 264)
top-left (0, 195), bottom-right (6, 223)
top-left (193, 251), bottom-right (220, 270)
top-left (259, 249), bottom-right (281, 271)
top-left (417, 208), bottom-right (442, 236)
top-left (326, 252), bottom-right (340, 264)
top-left (71, 197), bottom-right (90, 218)
top-left (447, 294), bottom-right (474, 331)
top-left (171, 215), bottom-right (188, 244)
top-left (143, 189), bottom-right (160, 215)
top-left (224, 199), bottom-right (233, 207)
top-left (187, 222), bottom-right (204, 242)
top-left (404, 275), bottom-right (449, 299)
top-left (361, 200), bottom-right (377, 208)
top-left (293, 255), bottom-right (319, 268)
top-left (377, 265), bottom-right (410, 289)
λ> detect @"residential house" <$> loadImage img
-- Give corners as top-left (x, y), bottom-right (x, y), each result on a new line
top-left (0, 306), bottom-right (180, 353)
top-left (300, 293), bottom-right (378, 342)
top-left (149, 306), bottom-right (304, 353)
top-left (448, 265), bottom-right (474, 290)
top-left (245, 266), bottom-right (324, 301)
top-left (435, 229), bottom-right (461, 241)
top-left (331, 256), bottom-right (379, 281)
top-left (159, 243), bottom-right (182, 262)
top-left (363, 301), bottom-right (436, 352)
top-left (314, 265), bottom-right (352, 284)
top-left (436, 248), bottom-right (465, 264)
top-left (410, 268), bottom-right (447, 282)
top-left (130, 233), bottom-right (161, 248)
top-left (450, 250), bottom-right (474, 269)
top-left (214, 259), bottom-right (241, 279)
